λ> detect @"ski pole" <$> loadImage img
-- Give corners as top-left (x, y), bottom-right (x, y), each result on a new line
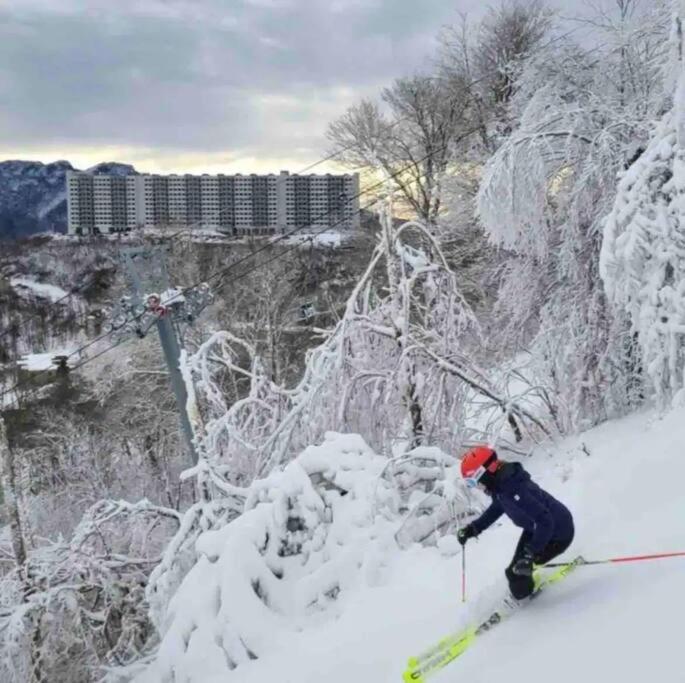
top-left (461, 546), bottom-right (467, 603)
top-left (544, 550), bottom-right (685, 568)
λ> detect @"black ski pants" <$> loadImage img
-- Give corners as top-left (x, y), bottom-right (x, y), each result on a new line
top-left (505, 529), bottom-right (574, 599)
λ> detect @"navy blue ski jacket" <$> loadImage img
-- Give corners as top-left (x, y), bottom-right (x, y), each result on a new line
top-left (470, 462), bottom-right (574, 555)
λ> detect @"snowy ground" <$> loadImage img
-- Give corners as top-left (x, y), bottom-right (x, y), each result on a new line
top-left (10, 277), bottom-right (70, 303)
top-left (140, 409), bottom-right (685, 683)
top-left (17, 349), bottom-right (75, 371)
top-left (280, 231), bottom-right (346, 248)
top-left (44, 227), bottom-right (352, 248)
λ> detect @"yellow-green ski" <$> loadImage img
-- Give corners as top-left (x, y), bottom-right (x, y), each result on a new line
top-left (402, 556), bottom-right (584, 682)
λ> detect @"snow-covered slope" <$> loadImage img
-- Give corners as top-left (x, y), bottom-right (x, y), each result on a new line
top-left (136, 410), bottom-right (684, 683)
top-left (422, 409), bottom-right (684, 683)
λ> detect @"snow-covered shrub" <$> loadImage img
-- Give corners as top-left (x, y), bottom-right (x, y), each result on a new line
top-left (390, 445), bottom-right (481, 548)
top-left (134, 433), bottom-right (409, 681)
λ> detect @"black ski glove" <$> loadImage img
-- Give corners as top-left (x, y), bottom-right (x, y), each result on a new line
top-left (457, 524), bottom-right (477, 546)
top-left (512, 547), bottom-right (535, 576)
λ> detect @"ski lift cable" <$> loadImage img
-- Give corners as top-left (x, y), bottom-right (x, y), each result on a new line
top-left (0, 121), bottom-right (407, 363)
top-left (169, 22), bottom-right (599, 242)
top-left (0, 23), bottom-right (608, 406)
top-left (0, 22), bottom-right (599, 351)
top-left (169, 28), bottom-right (610, 297)
top-left (163, 116), bottom-right (409, 243)
top-left (0, 150), bottom-right (441, 407)
top-left (0, 183), bottom-right (388, 408)
top-left (177, 136), bottom-right (475, 299)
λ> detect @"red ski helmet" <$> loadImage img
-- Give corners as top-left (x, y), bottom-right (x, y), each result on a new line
top-left (460, 446), bottom-right (498, 485)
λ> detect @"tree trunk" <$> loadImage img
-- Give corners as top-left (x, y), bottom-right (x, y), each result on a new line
top-left (0, 417), bottom-right (28, 572)
top-left (678, 4), bottom-right (685, 148)
top-left (381, 188), bottom-right (426, 448)
top-left (406, 374), bottom-right (425, 448)
top-left (0, 417), bottom-right (44, 682)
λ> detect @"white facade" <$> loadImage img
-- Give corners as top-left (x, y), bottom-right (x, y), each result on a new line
top-left (66, 170), bottom-right (360, 236)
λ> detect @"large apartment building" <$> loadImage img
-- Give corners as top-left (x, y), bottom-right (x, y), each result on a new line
top-left (66, 170), bottom-right (360, 236)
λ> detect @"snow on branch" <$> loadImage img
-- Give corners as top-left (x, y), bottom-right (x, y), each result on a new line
top-left (475, 35), bottom-right (664, 428)
top-left (0, 498), bottom-right (181, 683)
top-left (601, 111), bottom-right (685, 404)
top-left (477, 87), bottom-right (596, 259)
top-left (600, 8), bottom-right (685, 406)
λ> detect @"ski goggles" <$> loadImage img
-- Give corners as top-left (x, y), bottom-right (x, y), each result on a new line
top-left (464, 465), bottom-right (487, 489)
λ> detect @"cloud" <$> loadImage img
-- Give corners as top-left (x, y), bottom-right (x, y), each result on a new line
top-left (0, 0), bottom-right (580, 171)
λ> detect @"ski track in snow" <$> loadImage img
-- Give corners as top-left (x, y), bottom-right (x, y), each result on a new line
top-left (167, 408), bottom-right (684, 683)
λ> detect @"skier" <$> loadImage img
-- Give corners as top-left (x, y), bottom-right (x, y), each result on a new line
top-left (456, 446), bottom-right (574, 600)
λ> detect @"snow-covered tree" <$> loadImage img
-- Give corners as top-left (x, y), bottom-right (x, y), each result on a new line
top-left (326, 75), bottom-right (476, 226)
top-left (438, 0), bottom-right (554, 152)
top-left (181, 191), bottom-right (548, 483)
top-left (477, 2), bottom-right (670, 429)
top-left (601, 1), bottom-right (685, 405)
top-left (0, 493), bottom-right (180, 683)
top-left (136, 182), bottom-right (553, 657)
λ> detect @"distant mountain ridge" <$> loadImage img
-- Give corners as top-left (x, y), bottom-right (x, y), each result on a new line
top-left (0, 160), bottom-right (137, 240)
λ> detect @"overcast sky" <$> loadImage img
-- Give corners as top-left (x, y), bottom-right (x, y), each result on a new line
top-left (1, 0), bottom-right (584, 174)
